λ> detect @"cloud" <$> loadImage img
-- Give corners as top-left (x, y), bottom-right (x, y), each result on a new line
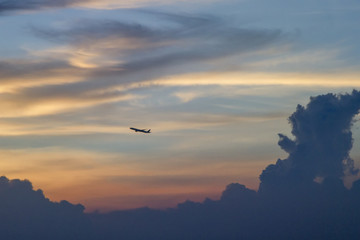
top-left (32, 12), bottom-right (284, 87)
top-left (0, 11), bottom-right (287, 118)
top-left (0, 0), bottom-right (87, 13)
top-left (0, 0), bottom-right (220, 13)
top-left (0, 58), bottom-right (87, 94)
top-left (0, 176), bottom-right (91, 240)
top-left (0, 12), bottom-right (281, 119)
top-left (0, 57), bottom-right (136, 117)
top-left (87, 183), bottom-right (260, 240)
top-left (259, 89), bottom-right (360, 194)
top-left (149, 71), bottom-right (360, 87)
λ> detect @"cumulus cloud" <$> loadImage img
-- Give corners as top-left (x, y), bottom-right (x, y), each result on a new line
top-left (259, 90), bottom-right (360, 194)
top-left (0, 176), bottom-right (91, 240)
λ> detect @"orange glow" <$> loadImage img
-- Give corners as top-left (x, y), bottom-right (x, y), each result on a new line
top-left (148, 71), bottom-right (360, 87)
top-left (74, 0), bottom-right (218, 9)
top-left (0, 148), bottom-right (264, 211)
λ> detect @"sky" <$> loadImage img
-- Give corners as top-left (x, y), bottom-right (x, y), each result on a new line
top-left (0, 0), bottom-right (360, 213)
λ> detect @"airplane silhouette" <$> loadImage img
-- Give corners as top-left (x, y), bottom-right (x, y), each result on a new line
top-left (130, 127), bottom-right (151, 133)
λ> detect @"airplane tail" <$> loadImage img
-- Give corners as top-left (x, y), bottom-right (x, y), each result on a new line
top-left (147, 129), bottom-right (151, 133)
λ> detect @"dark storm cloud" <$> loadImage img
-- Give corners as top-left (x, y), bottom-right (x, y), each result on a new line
top-left (0, 176), bottom-right (92, 240)
top-left (0, 0), bottom-right (87, 13)
top-left (259, 90), bottom-right (360, 194)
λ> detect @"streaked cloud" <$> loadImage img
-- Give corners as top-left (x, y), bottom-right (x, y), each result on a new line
top-left (0, 0), bottom-right (87, 13)
top-left (0, 11), bottom-right (288, 119)
top-left (30, 12), bottom-right (284, 81)
top-left (151, 71), bottom-right (360, 87)
top-left (0, 84), bottom-right (135, 117)
top-left (0, 0), bottom-right (221, 14)
top-left (76, 0), bottom-right (221, 9)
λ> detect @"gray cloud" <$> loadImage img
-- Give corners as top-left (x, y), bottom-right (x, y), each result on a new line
top-left (0, 59), bottom-right (76, 80)
top-left (27, 12), bottom-right (285, 98)
top-left (34, 13), bottom-right (283, 62)
top-left (0, 0), bottom-right (87, 13)
top-left (259, 90), bottom-right (360, 194)
top-left (0, 176), bottom-right (91, 240)
top-left (0, 12), bottom-right (286, 115)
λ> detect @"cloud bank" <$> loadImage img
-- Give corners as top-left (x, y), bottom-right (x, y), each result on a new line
top-left (0, 176), bottom-right (91, 240)
top-left (259, 90), bottom-right (360, 195)
top-left (1, 90), bottom-right (360, 239)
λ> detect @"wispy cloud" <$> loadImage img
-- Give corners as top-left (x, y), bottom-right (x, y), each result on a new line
top-left (0, 0), bottom-right (88, 13)
top-left (147, 71), bottom-right (360, 87)
top-left (0, 0), bottom-right (221, 13)
top-left (0, 11), bottom-right (287, 118)
top-left (32, 12), bottom-right (284, 73)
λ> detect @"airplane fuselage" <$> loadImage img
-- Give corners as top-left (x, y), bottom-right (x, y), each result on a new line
top-left (130, 127), bottom-right (151, 133)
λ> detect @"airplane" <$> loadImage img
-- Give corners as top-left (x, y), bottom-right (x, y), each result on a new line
top-left (130, 127), bottom-right (151, 133)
